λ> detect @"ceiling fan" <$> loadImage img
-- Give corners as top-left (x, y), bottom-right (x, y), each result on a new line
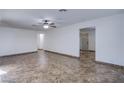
top-left (42, 20), bottom-right (56, 29)
top-left (32, 19), bottom-right (57, 29)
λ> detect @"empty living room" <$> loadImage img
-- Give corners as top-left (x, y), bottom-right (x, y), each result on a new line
top-left (0, 9), bottom-right (124, 83)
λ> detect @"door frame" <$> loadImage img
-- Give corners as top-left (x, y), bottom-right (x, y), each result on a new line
top-left (79, 27), bottom-right (96, 57)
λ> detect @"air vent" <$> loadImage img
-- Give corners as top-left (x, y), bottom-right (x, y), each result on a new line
top-left (59, 9), bottom-right (67, 12)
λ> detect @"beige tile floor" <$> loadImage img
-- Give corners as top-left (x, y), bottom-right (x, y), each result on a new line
top-left (0, 50), bottom-right (124, 83)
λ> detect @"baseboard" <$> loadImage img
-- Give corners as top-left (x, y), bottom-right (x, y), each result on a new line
top-left (95, 60), bottom-right (124, 68)
top-left (0, 51), bottom-right (37, 57)
top-left (38, 49), bottom-right (43, 50)
top-left (44, 50), bottom-right (79, 59)
top-left (80, 49), bottom-right (95, 52)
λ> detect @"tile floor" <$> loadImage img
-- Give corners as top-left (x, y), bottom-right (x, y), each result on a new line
top-left (0, 50), bottom-right (124, 83)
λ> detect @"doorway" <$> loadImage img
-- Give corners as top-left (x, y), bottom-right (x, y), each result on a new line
top-left (80, 27), bottom-right (95, 61)
top-left (80, 32), bottom-right (89, 50)
top-left (37, 33), bottom-right (45, 50)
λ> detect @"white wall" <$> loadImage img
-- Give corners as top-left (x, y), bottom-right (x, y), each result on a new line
top-left (80, 29), bottom-right (95, 51)
top-left (0, 27), bottom-right (37, 56)
top-left (44, 27), bottom-right (79, 57)
top-left (44, 13), bottom-right (124, 66)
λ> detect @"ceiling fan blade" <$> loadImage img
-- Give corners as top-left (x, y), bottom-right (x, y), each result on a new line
top-left (50, 25), bottom-right (56, 28)
top-left (49, 23), bottom-right (55, 25)
top-left (32, 24), bottom-right (38, 26)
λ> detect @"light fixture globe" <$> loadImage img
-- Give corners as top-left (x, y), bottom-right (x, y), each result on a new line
top-left (43, 23), bottom-right (49, 29)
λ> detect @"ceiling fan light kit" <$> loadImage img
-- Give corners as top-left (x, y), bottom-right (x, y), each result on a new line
top-left (43, 24), bottom-right (49, 29)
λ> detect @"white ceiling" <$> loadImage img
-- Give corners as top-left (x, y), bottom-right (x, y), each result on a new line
top-left (0, 9), bottom-right (124, 31)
